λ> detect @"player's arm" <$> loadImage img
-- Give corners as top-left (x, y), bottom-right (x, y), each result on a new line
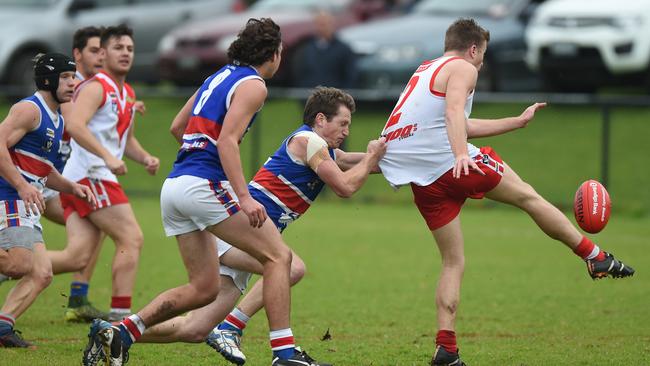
top-left (218, 79), bottom-right (268, 227)
top-left (334, 149), bottom-right (382, 173)
top-left (467, 103), bottom-right (547, 138)
top-left (65, 81), bottom-right (126, 175)
top-left (445, 61), bottom-right (484, 178)
top-left (0, 102), bottom-right (46, 212)
top-left (124, 122), bottom-right (160, 176)
top-left (170, 91), bottom-right (198, 144)
top-left (45, 169), bottom-right (96, 207)
top-left (294, 134), bottom-right (386, 198)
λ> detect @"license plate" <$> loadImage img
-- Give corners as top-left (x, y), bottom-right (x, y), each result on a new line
top-left (549, 43), bottom-right (578, 57)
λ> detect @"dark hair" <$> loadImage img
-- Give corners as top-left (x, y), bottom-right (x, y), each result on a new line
top-left (72, 26), bottom-right (103, 53)
top-left (303, 86), bottom-right (355, 126)
top-left (227, 18), bottom-right (281, 66)
top-left (444, 18), bottom-right (490, 52)
top-left (100, 24), bottom-right (133, 48)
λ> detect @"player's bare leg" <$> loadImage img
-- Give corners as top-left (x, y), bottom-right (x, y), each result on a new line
top-left (0, 243), bottom-right (51, 348)
top-left (485, 163), bottom-right (582, 247)
top-left (49, 213), bottom-right (102, 274)
top-left (209, 212), bottom-right (293, 332)
top-left (44, 198), bottom-right (108, 322)
top-left (0, 247), bottom-right (32, 280)
top-left (135, 229), bottom-right (221, 326)
top-left (430, 215), bottom-right (466, 366)
top-left (87, 203), bottom-right (144, 319)
top-left (140, 276), bottom-right (242, 343)
top-left (485, 163), bottom-right (634, 279)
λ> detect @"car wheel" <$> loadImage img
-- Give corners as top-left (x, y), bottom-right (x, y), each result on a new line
top-left (6, 51), bottom-right (41, 100)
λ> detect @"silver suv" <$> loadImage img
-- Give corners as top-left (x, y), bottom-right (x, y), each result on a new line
top-left (0, 0), bottom-right (240, 97)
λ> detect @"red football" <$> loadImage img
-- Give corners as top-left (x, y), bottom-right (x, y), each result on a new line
top-left (574, 180), bottom-right (611, 233)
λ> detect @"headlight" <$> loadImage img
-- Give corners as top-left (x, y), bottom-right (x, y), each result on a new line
top-left (612, 16), bottom-right (644, 30)
top-left (377, 44), bottom-right (421, 63)
top-left (216, 35), bottom-right (238, 53)
top-left (158, 34), bottom-right (177, 53)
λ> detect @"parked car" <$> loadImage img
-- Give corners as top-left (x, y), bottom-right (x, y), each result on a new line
top-left (525, 0), bottom-right (650, 92)
top-left (0, 0), bottom-right (243, 97)
top-left (156, 0), bottom-right (391, 87)
top-left (339, 0), bottom-right (545, 94)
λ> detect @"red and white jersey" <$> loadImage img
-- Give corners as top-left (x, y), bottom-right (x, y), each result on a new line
top-left (64, 71), bottom-right (136, 183)
top-left (379, 56), bottom-right (480, 188)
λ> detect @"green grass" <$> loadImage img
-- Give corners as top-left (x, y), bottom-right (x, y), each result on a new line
top-left (0, 97), bottom-right (648, 364)
top-left (0, 199), bottom-right (648, 365)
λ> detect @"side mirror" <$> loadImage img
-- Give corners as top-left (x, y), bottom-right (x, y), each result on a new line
top-left (68, 0), bottom-right (96, 15)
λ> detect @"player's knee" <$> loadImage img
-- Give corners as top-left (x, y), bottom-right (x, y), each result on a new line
top-left (32, 266), bottom-right (53, 290)
top-left (191, 279), bottom-right (220, 307)
top-left (289, 258), bottom-right (306, 286)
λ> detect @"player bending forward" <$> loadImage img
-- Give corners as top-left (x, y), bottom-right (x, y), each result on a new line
top-left (136, 87), bottom-right (385, 366)
top-left (378, 18), bottom-right (635, 366)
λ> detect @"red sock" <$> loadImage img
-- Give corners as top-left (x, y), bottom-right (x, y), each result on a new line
top-left (111, 296), bottom-right (131, 309)
top-left (573, 236), bottom-right (605, 261)
top-left (436, 329), bottom-right (458, 354)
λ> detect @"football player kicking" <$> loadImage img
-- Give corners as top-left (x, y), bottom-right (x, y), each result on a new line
top-left (378, 18), bottom-right (635, 365)
top-left (135, 86), bottom-right (386, 365)
top-left (0, 53), bottom-right (96, 347)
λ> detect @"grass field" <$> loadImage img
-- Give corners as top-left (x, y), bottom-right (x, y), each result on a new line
top-left (0, 198), bottom-right (648, 365)
top-left (0, 97), bottom-right (648, 365)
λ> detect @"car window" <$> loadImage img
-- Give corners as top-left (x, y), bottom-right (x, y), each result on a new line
top-left (0, 0), bottom-right (58, 5)
top-left (414, 0), bottom-right (521, 16)
top-left (252, 0), bottom-right (350, 12)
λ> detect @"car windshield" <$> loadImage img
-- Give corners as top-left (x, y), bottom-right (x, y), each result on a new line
top-left (414, 0), bottom-right (520, 17)
top-left (0, 0), bottom-right (57, 6)
top-left (252, 0), bottom-right (350, 12)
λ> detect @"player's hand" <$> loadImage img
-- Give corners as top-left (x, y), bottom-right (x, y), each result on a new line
top-left (143, 155), bottom-right (160, 175)
top-left (453, 154), bottom-right (485, 179)
top-left (239, 195), bottom-right (267, 228)
top-left (134, 100), bottom-right (146, 116)
top-left (72, 184), bottom-right (97, 208)
top-left (18, 183), bottom-right (45, 216)
top-left (106, 156), bottom-right (127, 175)
top-left (367, 137), bottom-right (387, 161)
top-left (517, 102), bottom-right (547, 127)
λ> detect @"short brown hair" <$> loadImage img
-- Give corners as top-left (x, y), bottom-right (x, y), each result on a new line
top-left (72, 26), bottom-right (103, 53)
top-left (100, 24), bottom-right (133, 48)
top-left (444, 18), bottom-right (490, 52)
top-left (228, 18), bottom-right (281, 66)
top-left (303, 86), bottom-right (355, 127)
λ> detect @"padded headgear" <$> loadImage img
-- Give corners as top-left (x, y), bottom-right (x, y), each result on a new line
top-left (34, 53), bottom-right (76, 102)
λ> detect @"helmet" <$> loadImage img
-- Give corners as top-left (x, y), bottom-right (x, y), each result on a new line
top-left (34, 53), bottom-right (76, 102)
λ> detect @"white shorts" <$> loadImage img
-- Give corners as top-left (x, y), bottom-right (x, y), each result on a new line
top-left (0, 200), bottom-right (42, 231)
top-left (216, 239), bottom-right (252, 294)
top-left (160, 175), bottom-right (240, 237)
top-left (42, 187), bottom-right (59, 202)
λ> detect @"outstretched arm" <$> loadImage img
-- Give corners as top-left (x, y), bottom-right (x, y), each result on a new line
top-left (467, 102), bottom-right (547, 138)
top-left (291, 135), bottom-right (386, 198)
top-left (334, 150), bottom-right (381, 173)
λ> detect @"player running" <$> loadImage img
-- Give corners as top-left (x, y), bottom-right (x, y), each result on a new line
top-left (0, 53), bottom-right (96, 347)
top-left (49, 24), bottom-right (159, 325)
top-left (378, 18), bottom-right (635, 365)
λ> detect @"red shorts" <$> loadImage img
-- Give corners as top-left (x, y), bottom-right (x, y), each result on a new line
top-left (411, 146), bottom-right (504, 231)
top-left (60, 178), bottom-right (129, 220)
